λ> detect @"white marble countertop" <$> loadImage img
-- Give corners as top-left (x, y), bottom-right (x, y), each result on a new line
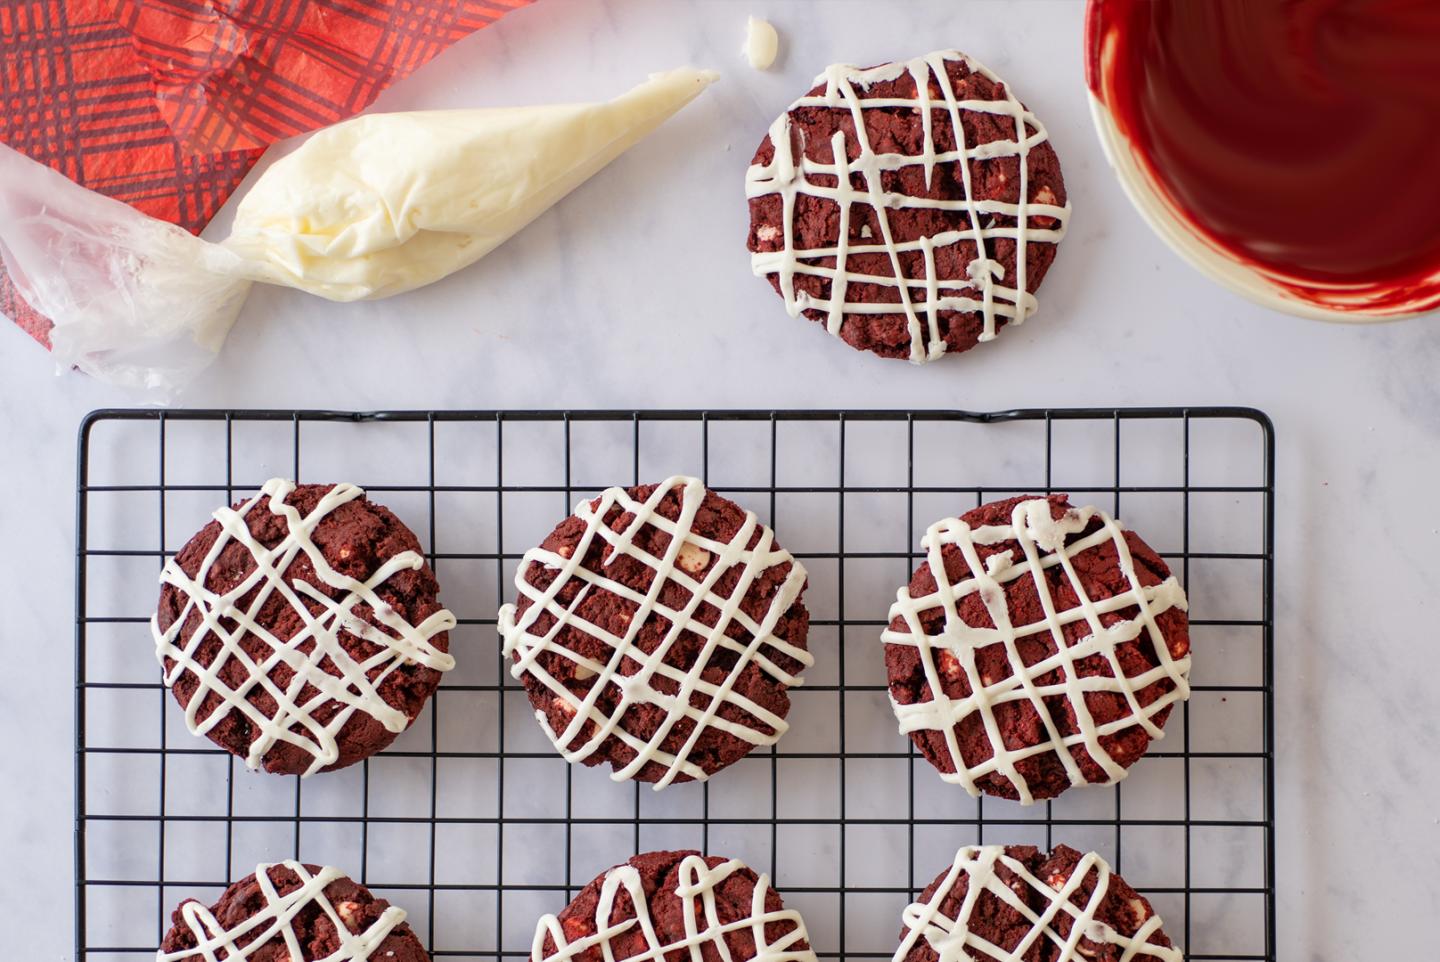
top-left (2, 0), bottom-right (1435, 957)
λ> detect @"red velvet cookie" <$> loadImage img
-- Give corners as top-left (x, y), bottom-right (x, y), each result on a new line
top-left (158, 862), bottom-right (430, 962)
top-left (898, 846), bottom-right (1180, 962)
top-left (153, 480), bottom-right (456, 776)
top-left (533, 851), bottom-right (814, 962)
top-left (883, 495), bottom-right (1190, 803)
top-left (499, 477), bottom-right (810, 788)
top-left (747, 50), bottom-right (1069, 363)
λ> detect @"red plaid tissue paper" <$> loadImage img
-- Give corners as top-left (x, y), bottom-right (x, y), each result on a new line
top-left (0, 0), bottom-right (530, 348)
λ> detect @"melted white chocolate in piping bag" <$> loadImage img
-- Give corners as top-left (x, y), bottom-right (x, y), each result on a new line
top-left (0, 67), bottom-right (717, 390)
top-left (226, 67), bottom-right (718, 300)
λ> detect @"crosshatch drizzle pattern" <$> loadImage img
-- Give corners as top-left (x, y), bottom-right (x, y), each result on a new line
top-left (745, 51), bottom-right (1072, 362)
top-left (75, 409), bottom-right (1275, 962)
top-left (883, 499), bottom-right (1191, 804)
top-left (532, 854), bottom-right (816, 962)
top-left (499, 477), bottom-right (812, 789)
top-left (898, 847), bottom-right (1181, 962)
top-left (155, 479), bottom-right (458, 776)
top-left (156, 861), bottom-right (408, 962)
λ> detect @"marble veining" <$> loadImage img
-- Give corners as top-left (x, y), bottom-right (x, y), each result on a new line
top-left (0, 2), bottom-right (1436, 959)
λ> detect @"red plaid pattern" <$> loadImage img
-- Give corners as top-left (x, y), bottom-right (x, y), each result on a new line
top-left (0, 0), bottom-right (529, 349)
top-left (116, 0), bottom-right (532, 154)
top-left (0, 267), bottom-right (51, 345)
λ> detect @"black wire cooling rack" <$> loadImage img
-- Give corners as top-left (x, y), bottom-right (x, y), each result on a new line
top-left (75, 408), bottom-right (1276, 962)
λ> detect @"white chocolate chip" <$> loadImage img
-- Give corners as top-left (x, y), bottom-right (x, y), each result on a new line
top-left (1129, 897), bottom-right (1150, 920)
top-left (1032, 185), bottom-right (1061, 229)
top-left (677, 541), bottom-right (711, 574)
top-left (572, 664), bottom-right (598, 681)
top-left (337, 901), bottom-right (362, 932)
top-left (935, 650), bottom-right (963, 684)
top-left (983, 549), bottom-right (1014, 576)
top-left (1046, 872), bottom-right (1066, 891)
top-left (757, 224), bottom-right (780, 242)
top-left (556, 544), bottom-right (574, 559)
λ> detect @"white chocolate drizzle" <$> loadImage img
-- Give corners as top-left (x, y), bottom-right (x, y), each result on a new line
top-left (533, 854), bottom-right (816, 962)
top-left (896, 847), bottom-right (1181, 962)
top-left (157, 861), bottom-right (407, 962)
top-left (883, 498), bottom-right (1190, 804)
top-left (153, 479), bottom-right (456, 777)
top-left (498, 477), bottom-right (811, 789)
top-left (746, 50), bottom-right (1071, 363)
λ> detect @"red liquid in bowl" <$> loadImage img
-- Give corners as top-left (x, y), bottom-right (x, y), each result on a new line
top-left (1087, 0), bottom-right (1440, 314)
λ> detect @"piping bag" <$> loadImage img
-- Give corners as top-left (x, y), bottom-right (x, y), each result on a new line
top-left (0, 67), bottom-right (717, 392)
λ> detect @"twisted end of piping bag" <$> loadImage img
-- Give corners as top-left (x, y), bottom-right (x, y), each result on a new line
top-left (0, 67), bottom-right (718, 392)
top-left (0, 143), bottom-right (251, 393)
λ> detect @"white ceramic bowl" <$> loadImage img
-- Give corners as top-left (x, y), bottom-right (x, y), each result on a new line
top-left (1085, 14), bottom-right (1439, 323)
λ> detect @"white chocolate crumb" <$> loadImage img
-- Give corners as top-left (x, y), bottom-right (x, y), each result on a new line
top-left (742, 16), bottom-right (779, 70)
